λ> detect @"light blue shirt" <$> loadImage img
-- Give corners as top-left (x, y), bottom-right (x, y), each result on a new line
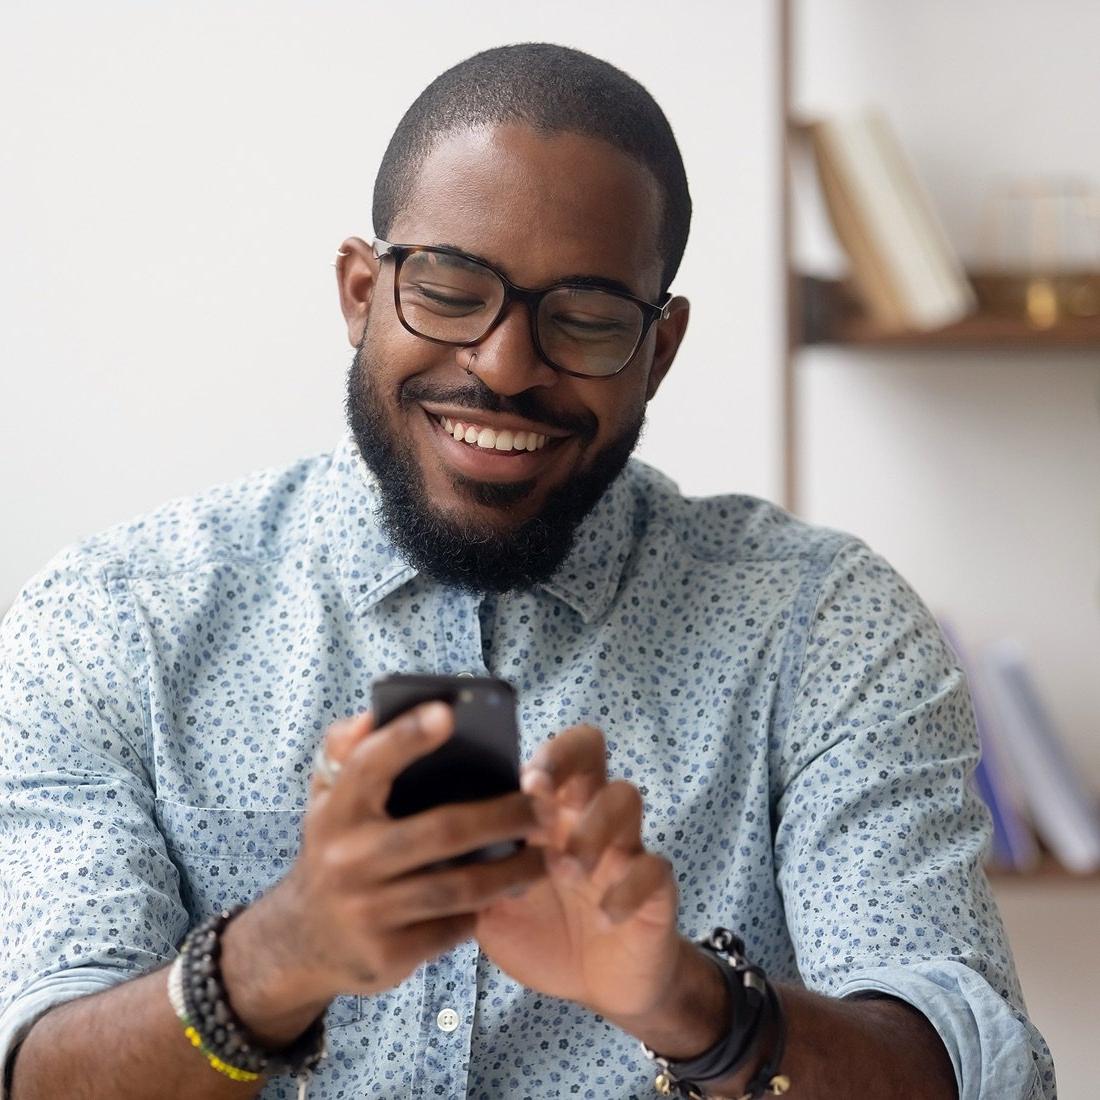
top-left (0, 432), bottom-right (1054, 1099)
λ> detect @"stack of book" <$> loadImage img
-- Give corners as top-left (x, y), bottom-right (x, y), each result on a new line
top-left (805, 111), bottom-right (977, 333)
top-left (940, 618), bottom-right (1100, 875)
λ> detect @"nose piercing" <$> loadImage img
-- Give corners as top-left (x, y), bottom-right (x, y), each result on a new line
top-left (460, 349), bottom-right (478, 376)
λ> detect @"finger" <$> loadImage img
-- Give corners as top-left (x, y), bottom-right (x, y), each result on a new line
top-left (597, 851), bottom-right (677, 926)
top-left (326, 790), bottom-right (540, 883)
top-left (521, 724), bottom-right (607, 809)
top-left (326, 711), bottom-right (375, 765)
top-left (309, 712), bottom-right (374, 800)
top-left (379, 913), bottom-right (478, 982)
top-left (370, 844), bottom-right (546, 927)
top-left (562, 780), bottom-right (644, 872)
top-left (322, 702), bottom-right (453, 827)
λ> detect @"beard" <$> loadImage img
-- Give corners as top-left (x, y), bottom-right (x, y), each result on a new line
top-left (345, 336), bottom-right (645, 593)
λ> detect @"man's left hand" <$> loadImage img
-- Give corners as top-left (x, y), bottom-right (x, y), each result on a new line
top-left (475, 723), bottom-right (685, 1026)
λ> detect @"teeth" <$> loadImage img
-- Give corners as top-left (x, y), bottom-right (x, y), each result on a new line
top-left (438, 414), bottom-right (549, 452)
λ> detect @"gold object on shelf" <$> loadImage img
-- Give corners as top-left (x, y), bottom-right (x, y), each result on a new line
top-left (970, 271), bottom-right (1100, 327)
top-left (1025, 277), bottom-right (1059, 329)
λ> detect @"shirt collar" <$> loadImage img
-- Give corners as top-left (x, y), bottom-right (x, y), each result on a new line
top-left (325, 431), bottom-right (636, 624)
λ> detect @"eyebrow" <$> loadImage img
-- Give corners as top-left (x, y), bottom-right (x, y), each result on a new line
top-left (431, 242), bottom-right (642, 299)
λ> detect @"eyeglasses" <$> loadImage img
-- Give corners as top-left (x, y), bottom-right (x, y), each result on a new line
top-left (372, 239), bottom-right (671, 379)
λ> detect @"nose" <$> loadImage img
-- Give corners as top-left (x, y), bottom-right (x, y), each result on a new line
top-left (468, 302), bottom-right (559, 396)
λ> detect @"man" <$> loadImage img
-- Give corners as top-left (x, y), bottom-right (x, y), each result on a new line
top-left (0, 43), bottom-right (1053, 1100)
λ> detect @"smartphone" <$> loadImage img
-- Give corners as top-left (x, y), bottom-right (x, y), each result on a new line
top-left (371, 673), bottom-right (523, 864)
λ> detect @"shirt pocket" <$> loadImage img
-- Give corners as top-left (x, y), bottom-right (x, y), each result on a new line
top-left (154, 797), bottom-right (361, 1027)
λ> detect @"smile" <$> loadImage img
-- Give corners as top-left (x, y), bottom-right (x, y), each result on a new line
top-left (437, 415), bottom-right (548, 453)
top-left (418, 405), bottom-right (572, 484)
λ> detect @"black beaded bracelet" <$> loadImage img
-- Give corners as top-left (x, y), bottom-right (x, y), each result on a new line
top-left (176, 906), bottom-right (327, 1081)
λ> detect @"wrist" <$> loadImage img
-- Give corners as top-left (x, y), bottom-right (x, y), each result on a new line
top-left (609, 936), bottom-right (731, 1061)
top-left (219, 891), bottom-right (333, 1047)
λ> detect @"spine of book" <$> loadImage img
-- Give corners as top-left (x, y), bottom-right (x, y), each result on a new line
top-left (972, 755), bottom-right (1015, 868)
top-left (810, 111), bottom-right (976, 332)
top-left (863, 113), bottom-right (976, 327)
top-left (938, 617), bottom-right (1039, 872)
top-left (808, 119), bottom-right (909, 330)
top-left (983, 639), bottom-right (1100, 873)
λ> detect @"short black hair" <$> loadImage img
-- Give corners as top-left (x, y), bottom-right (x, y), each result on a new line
top-left (372, 43), bottom-right (691, 294)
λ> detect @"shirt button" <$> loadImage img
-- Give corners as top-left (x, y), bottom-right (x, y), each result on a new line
top-left (436, 1007), bottom-right (460, 1033)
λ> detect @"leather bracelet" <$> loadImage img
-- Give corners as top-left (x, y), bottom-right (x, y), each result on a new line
top-left (641, 928), bottom-right (790, 1099)
top-left (173, 906), bottom-right (327, 1082)
top-left (737, 980), bottom-right (789, 1100)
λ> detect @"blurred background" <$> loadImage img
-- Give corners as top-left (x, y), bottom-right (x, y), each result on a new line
top-left (1, 1), bottom-right (1097, 1093)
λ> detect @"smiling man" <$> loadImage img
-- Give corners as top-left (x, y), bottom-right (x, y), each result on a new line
top-left (0, 43), bottom-right (1054, 1100)
top-left (343, 115), bottom-right (686, 594)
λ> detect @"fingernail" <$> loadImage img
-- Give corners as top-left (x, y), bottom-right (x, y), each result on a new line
top-left (520, 768), bottom-right (551, 795)
top-left (420, 701), bottom-right (450, 731)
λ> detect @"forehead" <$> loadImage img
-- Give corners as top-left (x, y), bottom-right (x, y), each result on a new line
top-left (389, 124), bottom-right (664, 297)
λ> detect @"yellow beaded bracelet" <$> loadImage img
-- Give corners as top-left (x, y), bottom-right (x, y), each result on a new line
top-left (168, 955), bottom-right (262, 1083)
top-left (184, 1024), bottom-right (262, 1083)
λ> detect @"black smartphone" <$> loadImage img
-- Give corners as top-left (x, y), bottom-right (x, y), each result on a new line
top-left (371, 673), bottom-right (523, 864)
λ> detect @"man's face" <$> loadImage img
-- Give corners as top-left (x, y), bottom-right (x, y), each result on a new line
top-left (338, 124), bottom-right (689, 591)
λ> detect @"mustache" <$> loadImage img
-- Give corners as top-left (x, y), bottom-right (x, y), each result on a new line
top-left (400, 375), bottom-right (598, 441)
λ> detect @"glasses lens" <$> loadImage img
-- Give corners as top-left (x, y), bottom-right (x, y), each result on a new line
top-left (396, 250), bottom-right (504, 343)
top-left (538, 287), bottom-right (645, 377)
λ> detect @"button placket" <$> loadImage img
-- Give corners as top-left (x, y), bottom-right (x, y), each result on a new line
top-left (412, 939), bottom-right (478, 1100)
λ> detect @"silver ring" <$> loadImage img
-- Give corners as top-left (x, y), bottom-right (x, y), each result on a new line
top-left (312, 741), bottom-right (342, 787)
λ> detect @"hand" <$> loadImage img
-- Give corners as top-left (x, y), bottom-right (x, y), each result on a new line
top-left (474, 724), bottom-right (683, 1025)
top-left (222, 704), bottom-right (544, 1041)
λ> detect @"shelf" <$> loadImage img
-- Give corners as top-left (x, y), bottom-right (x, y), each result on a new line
top-left (985, 854), bottom-right (1100, 884)
top-left (798, 276), bottom-right (1100, 350)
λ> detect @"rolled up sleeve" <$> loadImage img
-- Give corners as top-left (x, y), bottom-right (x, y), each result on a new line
top-left (0, 550), bottom-right (188, 1094)
top-left (774, 540), bottom-right (1055, 1100)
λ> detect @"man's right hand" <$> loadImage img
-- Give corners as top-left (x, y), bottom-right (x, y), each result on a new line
top-left (220, 702), bottom-right (544, 1045)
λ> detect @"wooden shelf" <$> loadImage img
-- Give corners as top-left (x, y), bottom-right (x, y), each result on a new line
top-left (985, 854), bottom-right (1100, 884)
top-left (798, 275), bottom-right (1100, 351)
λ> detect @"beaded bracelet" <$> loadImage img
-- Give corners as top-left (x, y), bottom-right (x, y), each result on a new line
top-left (168, 906), bottom-right (327, 1095)
top-left (167, 955), bottom-right (261, 1083)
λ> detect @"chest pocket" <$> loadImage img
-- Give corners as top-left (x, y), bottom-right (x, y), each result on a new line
top-left (154, 797), bottom-right (361, 1027)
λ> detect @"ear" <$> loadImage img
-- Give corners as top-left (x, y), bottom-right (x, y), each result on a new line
top-left (644, 295), bottom-right (690, 401)
top-left (335, 236), bottom-right (381, 347)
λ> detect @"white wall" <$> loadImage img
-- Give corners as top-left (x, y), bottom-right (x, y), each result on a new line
top-left (0, 0), bottom-right (780, 609)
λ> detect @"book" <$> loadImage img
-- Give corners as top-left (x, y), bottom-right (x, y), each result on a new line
top-left (938, 618), bottom-right (1040, 873)
top-left (808, 111), bottom-right (976, 332)
top-left (982, 639), bottom-right (1100, 873)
